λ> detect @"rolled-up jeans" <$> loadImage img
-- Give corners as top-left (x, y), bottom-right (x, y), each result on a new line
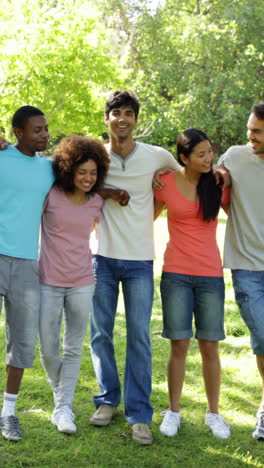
top-left (90, 255), bottom-right (154, 425)
top-left (39, 283), bottom-right (95, 409)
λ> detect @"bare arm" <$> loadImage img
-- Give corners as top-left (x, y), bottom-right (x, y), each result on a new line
top-left (154, 198), bottom-right (166, 220)
top-left (220, 186), bottom-right (231, 215)
top-left (153, 168), bottom-right (178, 191)
top-left (212, 165), bottom-right (231, 189)
top-left (98, 188), bottom-right (130, 206)
top-left (221, 203), bottom-right (230, 215)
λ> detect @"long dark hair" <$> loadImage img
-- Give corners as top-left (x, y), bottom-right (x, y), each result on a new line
top-left (177, 128), bottom-right (222, 222)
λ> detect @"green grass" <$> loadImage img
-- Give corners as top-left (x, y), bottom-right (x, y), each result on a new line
top-left (0, 217), bottom-right (263, 467)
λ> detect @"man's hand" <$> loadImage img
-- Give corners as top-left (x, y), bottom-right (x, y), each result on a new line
top-left (109, 189), bottom-right (130, 206)
top-left (0, 137), bottom-right (9, 150)
top-left (99, 188), bottom-right (130, 206)
top-left (213, 165), bottom-right (231, 189)
top-left (152, 167), bottom-right (174, 191)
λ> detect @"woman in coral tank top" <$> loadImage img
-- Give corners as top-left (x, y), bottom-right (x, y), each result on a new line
top-left (154, 128), bottom-right (230, 440)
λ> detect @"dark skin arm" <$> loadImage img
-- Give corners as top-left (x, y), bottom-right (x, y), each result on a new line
top-left (98, 188), bottom-right (130, 206)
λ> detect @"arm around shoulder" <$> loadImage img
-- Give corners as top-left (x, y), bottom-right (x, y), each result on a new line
top-left (98, 188), bottom-right (130, 206)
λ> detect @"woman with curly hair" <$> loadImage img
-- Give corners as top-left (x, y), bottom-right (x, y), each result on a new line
top-left (38, 135), bottom-right (110, 434)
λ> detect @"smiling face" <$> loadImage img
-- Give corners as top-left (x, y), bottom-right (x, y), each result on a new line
top-left (73, 159), bottom-right (98, 195)
top-left (247, 112), bottom-right (264, 158)
top-left (104, 105), bottom-right (137, 142)
top-left (15, 115), bottom-right (49, 156)
top-left (180, 140), bottom-right (214, 174)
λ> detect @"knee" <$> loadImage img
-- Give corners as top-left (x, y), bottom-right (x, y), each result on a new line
top-left (170, 340), bottom-right (189, 359)
top-left (199, 341), bottom-right (219, 361)
top-left (63, 344), bottom-right (83, 358)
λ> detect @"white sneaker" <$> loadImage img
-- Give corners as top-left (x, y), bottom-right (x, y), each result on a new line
top-left (205, 412), bottom-right (231, 439)
top-left (252, 409), bottom-right (264, 440)
top-left (51, 406), bottom-right (76, 434)
top-left (160, 409), bottom-right (181, 437)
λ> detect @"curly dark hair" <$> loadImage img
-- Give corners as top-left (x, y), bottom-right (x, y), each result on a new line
top-left (52, 134), bottom-right (109, 195)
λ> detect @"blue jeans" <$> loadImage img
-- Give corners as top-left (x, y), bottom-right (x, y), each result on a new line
top-left (39, 283), bottom-right (95, 408)
top-left (232, 269), bottom-right (264, 354)
top-left (90, 255), bottom-right (154, 425)
top-left (160, 272), bottom-right (225, 341)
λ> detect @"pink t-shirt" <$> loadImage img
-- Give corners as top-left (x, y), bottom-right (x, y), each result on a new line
top-left (39, 185), bottom-right (103, 287)
top-left (154, 172), bottom-right (227, 277)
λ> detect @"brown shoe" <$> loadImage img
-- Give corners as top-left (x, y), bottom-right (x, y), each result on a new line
top-left (131, 423), bottom-right (153, 445)
top-left (90, 405), bottom-right (118, 427)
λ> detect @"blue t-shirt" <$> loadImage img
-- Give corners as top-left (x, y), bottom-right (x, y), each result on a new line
top-left (0, 146), bottom-right (54, 259)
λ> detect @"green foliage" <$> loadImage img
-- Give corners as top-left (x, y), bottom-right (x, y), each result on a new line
top-left (0, 0), bottom-right (125, 141)
top-left (97, 0), bottom-right (264, 155)
top-left (1, 0), bottom-right (264, 152)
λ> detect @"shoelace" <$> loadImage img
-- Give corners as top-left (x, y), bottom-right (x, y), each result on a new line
top-left (160, 410), bottom-right (180, 425)
top-left (5, 415), bottom-right (20, 430)
top-left (210, 414), bottom-right (230, 430)
top-left (59, 407), bottom-right (75, 421)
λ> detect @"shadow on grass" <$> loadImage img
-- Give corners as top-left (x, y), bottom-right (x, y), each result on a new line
top-left (1, 290), bottom-right (263, 468)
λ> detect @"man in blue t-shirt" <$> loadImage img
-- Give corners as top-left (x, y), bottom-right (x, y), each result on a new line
top-left (0, 106), bottom-right (54, 441)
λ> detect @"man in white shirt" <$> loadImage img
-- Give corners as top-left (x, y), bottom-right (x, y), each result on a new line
top-left (219, 102), bottom-right (264, 440)
top-left (90, 90), bottom-right (179, 445)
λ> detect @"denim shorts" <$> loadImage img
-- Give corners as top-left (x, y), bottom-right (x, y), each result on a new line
top-left (160, 271), bottom-right (225, 341)
top-left (232, 269), bottom-right (264, 354)
top-left (0, 254), bottom-right (40, 368)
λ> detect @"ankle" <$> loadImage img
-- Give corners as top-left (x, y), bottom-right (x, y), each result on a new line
top-left (1, 392), bottom-right (18, 417)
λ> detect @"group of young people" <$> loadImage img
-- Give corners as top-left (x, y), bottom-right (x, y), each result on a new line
top-left (0, 91), bottom-right (264, 447)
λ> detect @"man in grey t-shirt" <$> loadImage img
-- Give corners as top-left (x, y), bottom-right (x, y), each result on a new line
top-left (219, 102), bottom-right (264, 441)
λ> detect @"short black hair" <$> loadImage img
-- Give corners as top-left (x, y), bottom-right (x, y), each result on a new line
top-left (12, 105), bottom-right (45, 129)
top-left (105, 90), bottom-right (140, 119)
top-left (251, 102), bottom-right (264, 120)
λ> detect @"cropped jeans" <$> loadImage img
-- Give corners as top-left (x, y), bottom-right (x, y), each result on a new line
top-left (90, 255), bottom-right (154, 425)
top-left (232, 269), bottom-right (264, 354)
top-left (39, 283), bottom-right (95, 409)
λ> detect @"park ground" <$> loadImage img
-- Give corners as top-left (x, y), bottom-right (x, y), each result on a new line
top-left (0, 214), bottom-right (263, 467)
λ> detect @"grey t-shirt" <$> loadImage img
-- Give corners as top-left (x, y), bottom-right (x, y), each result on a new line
top-left (219, 145), bottom-right (264, 270)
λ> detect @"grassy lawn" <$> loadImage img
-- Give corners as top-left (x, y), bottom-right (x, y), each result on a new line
top-left (0, 214), bottom-right (263, 467)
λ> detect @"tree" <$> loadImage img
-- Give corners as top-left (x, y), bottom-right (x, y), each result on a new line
top-left (95, 0), bottom-right (264, 155)
top-left (0, 0), bottom-right (125, 141)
